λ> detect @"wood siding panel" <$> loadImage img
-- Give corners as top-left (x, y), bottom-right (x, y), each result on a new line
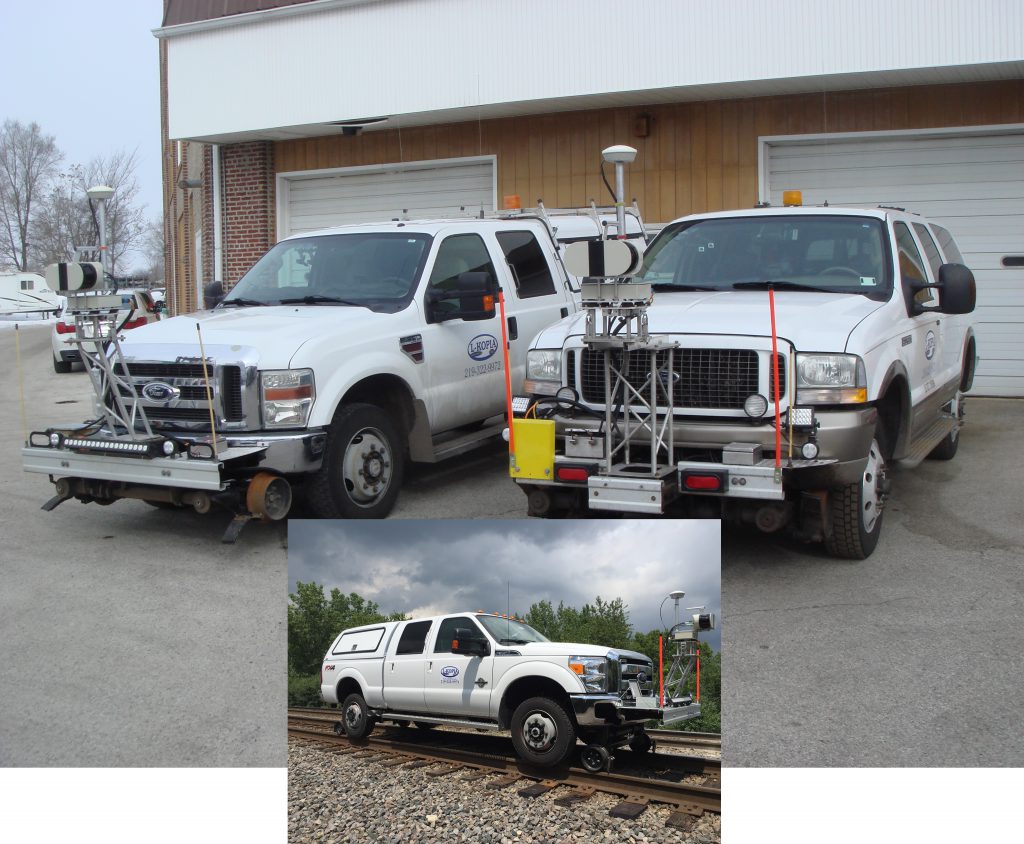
top-left (271, 80), bottom-right (1024, 225)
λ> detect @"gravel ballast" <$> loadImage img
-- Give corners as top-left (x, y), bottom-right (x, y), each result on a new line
top-left (289, 740), bottom-right (720, 844)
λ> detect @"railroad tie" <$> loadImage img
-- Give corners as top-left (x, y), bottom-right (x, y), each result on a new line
top-left (426, 765), bottom-right (463, 777)
top-left (554, 787), bottom-right (596, 807)
top-left (485, 774), bottom-right (522, 790)
top-left (666, 802), bottom-right (707, 830)
top-left (609, 797), bottom-right (650, 819)
top-left (379, 757), bottom-right (408, 768)
top-left (460, 771), bottom-right (492, 782)
top-left (404, 760), bottom-right (437, 769)
top-left (517, 780), bottom-right (559, 798)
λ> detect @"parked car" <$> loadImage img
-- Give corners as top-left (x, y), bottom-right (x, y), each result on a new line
top-left (51, 290), bottom-right (162, 373)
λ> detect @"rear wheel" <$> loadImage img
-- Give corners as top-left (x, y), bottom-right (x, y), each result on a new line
top-left (628, 731), bottom-right (653, 753)
top-left (307, 402), bottom-right (405, 518)
top-left (52, 355), bottom-right (72, 374)
top-left (825, 436), bottom-right (887, 560)
top-left (340, 692), bottom-right (375, 739)
top-left (510, 696), bottom-right (576, 768)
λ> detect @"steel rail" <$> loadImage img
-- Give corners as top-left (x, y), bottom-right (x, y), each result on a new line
top-left (288, 724), bottom-right (720, 815)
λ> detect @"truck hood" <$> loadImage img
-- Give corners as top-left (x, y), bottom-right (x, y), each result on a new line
top-left (532, 289), bottom-right (886, 351)
top-left (504, 642), bottom-right (651, 663)
top-left (120, 305), bottom-right (396, 368)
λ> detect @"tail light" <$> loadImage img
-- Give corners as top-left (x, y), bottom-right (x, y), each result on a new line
top-left (55, 322), bottom-right (76, 335)
top-left (680, 470), bottom-right (726, 492)
top-left (556, 464), bottom-right (594, 483)
top-left (122, 317), bottom-right (148, 330)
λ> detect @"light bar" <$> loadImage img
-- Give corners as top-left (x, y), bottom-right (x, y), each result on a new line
top-left (59, 437), bottom-right (169, 458)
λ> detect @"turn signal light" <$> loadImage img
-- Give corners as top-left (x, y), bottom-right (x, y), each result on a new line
top-left (122, 317), bottom-right (148, 330)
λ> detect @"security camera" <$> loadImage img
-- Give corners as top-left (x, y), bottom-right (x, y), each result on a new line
top-left (602, 144), bottom-right (637, 164)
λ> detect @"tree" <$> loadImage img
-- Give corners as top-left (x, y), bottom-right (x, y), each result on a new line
top-left (79, 150), bottom-right (146, 277)
top-left (525, 596), bottom-right (633, 650)
top-left (139, 216), bottom-right (165, 283)
top-left (0, 120), bottom-right (62, 271)
top-left (287, 582), bottom-right (405, 676)
top-left (31, 167), bottom-right (95, 268)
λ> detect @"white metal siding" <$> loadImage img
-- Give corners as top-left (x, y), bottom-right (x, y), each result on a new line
top-left (277, 157), bottom-right (495, 237)
top-left (763, 128), bottom-right (1024, 396)
top-left (162, 0), bottom-right (1024, 142)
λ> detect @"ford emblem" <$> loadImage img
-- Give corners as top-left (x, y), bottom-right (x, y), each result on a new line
top-left (467, 334), bottom-right (498, 361)
top-left (440, 666), bottom-right (460, 678)
top-left (142, 382), bottom-right (181, 403)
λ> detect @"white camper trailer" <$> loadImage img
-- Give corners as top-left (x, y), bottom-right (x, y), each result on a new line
top-left (0, 273), bottom-right (62, 316)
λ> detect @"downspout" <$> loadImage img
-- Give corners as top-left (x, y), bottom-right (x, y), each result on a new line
top-left (212, 144), bottom-right (224, 285)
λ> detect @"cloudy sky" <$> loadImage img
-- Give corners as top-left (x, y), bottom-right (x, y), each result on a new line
top-left (289, 520), bottom-right (721, 649)
top-left (4, 1), bottom-right (164, 268)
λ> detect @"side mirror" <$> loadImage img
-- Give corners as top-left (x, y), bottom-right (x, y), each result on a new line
top-left (204, 280), bottom-right (225, 309)
top-left (450, 627), bottom-right (489, 657)
top-left (427, 271), bottom-right (499, 322)
top-left (936, 263), bottom-right (976, 315)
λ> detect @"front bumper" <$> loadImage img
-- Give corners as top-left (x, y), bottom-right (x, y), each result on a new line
top-left (570, 693), bottom-right (701, 726)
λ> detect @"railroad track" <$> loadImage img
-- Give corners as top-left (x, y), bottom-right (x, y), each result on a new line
top-left (647, 728), bottom-right (722, 750)
top-left (288, 717), bottom-right (720, 827)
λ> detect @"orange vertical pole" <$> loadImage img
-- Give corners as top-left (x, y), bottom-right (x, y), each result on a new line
top-left (696, 650), bottom-right (701, 702)
top-left (769, 288), bottom-right (781, 473)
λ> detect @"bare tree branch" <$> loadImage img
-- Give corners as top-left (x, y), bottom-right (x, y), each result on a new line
top-left (0, 120), bottom-right (62, 271)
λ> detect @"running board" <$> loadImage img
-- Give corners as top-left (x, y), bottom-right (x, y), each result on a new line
top-left (428, 421), bottom-right (506, 463)
top-left (895, 415), bottom-right (957, 469)
top-left (376, 712), bottom-right (501, 730)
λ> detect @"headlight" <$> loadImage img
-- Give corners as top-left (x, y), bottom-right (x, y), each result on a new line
top-left (568, 655), bottom-right (609, 693)
top-left (261, 369), bottom-right (315, 429)
top-left (524, 349), bottom-right (562, 397)
top-left (795, 353), bottom-right (867, 404)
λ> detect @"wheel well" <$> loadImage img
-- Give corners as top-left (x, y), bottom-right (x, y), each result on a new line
top-left (961, 335), bottom-right (977, 392)
top-left (875, 378), bottom-right (907, 460)
top-left (498, 677), bottom-right (574, 729)
top-left (335, 677), bottom-right (364, 703)
top-left (339, 375), bottom-right (415, 435)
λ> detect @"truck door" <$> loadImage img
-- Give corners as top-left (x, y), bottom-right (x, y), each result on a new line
top-left (382, 619), bottom-right (433, 713)
top-left (494, 228), bottom-right (574, 390)
top-left (420, 232), bottom-right (507, 431)
top-left (423, 615), bottom-right (494, 718)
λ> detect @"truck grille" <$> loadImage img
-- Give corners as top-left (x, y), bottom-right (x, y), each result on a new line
top-left (578, 348), bottom-right (785, 409)
top-left (113, 362), bottom-right (246, 426)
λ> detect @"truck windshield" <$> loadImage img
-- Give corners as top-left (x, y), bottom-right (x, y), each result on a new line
top-left (476, 615), bottom-right (549, 645)
top-left (640, 215), bottom-right (891, 299)
top-left (220, 232), bottom-right (432, 313)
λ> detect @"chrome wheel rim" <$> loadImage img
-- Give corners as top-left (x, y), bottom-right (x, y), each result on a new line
top-left (342, 427), bottom-right (391, 506)
top-left (522, 711), bottom-right (558, 753)
top-left (344, 703), bottom-right (363, 730)
top-left (862, 438), bottom-right (885, 534)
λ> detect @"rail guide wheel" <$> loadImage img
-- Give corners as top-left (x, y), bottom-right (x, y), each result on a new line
top-left (580, 744), bottom-right (611, 773)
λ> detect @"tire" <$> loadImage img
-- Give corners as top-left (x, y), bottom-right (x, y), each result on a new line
top-left (510, 696), bottom-right (576, 768)
top-left (628, 731), bottom-right (653, 753)
top-left (340, 692), bottom-right (375, 739)
top-left (927, 395), bottom-right (962, 461)
top-left (579, 744), bottom-right (611, 773)
top-left (52, 355), bottom-right (72, 374)
top-left (307, 402), bottom-right (405, 518)
top-left (824, 436), bottom-right (887, 560)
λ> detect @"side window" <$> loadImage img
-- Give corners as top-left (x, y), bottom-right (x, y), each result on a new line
top-left (893, 222), bottom-right (932, 306)
top-left (21, 279), bottom-right (33, 290)
top-left (912, 223), bottom-right (943, 280)
top-left (496, 231), bottom-right (557, 299)
top-left (930, 224), bottom-right (965, 264)
top-left (395, 620), bottom-right (432, 655)
top-left (427, 234), bottom-right (497, 313)
top-left (433, 616), bottom-right (481, 653)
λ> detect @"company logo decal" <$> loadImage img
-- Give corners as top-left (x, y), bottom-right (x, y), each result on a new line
top-left (440, 666), bottom-right (460, 678)
top-left (142, 382), bottom-right (180, 403)
top-left (467, 334), bottom-right (498, 361)
top-left (925, 331), bottom-right (936, 361)
top-left (324, 664), bottom-right (335, 671)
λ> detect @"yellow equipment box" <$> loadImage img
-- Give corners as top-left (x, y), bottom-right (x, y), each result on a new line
top-left (509, 419), bottom-right (555, 479)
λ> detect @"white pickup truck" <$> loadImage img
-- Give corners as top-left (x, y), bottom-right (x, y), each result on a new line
top-left (517, 202), bottom-right (977, 558)
top-left (321, 611), bottom-right (698, 771)
top-left (23, 211), bottom-right (644, 527)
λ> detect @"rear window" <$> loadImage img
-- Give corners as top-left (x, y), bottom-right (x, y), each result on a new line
top-left (930, 224), bottom-right (965, 264)
top-left (496, 231), bottom-right (557, 299)
top-left (395, 620), bottom-right (432, 655)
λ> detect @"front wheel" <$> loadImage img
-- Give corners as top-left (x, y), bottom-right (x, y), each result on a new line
top-left (307, 402), bottom-right (405, 518)
top-left (824, 436), bottom-right (888, 560)
top-left (510, 697), bottom-right (576, 768)
top-left (340, 692), bottom-right (375, 739)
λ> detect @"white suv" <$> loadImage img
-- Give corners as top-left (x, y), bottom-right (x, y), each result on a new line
top-left (51, 290), bottom-right (161, 373)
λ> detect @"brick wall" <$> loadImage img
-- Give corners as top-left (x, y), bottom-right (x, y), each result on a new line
top-left (221, 141), bottom-right (275, 288)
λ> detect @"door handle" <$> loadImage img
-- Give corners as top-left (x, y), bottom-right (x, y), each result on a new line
top-left (507, 316), bottom-right (518, 341)
top-left (475, 678), bottom-right (487, 688)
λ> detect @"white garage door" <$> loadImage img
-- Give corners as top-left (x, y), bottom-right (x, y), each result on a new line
top-left (763, 128), bottom-right (1024, 396)
top-left (278, 156), bottom-right (496, 238)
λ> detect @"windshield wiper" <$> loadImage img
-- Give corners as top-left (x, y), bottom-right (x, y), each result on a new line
top-left (278, 295), bottom-right (369, 307)
top-left (731, 280), bottom-right (836, 294)
top-left (218, 297), bottom-right (268, 308)
top-left (651, 283), bottom-right (721, 292)
top-left (499, 638), bottom-right (531, 645)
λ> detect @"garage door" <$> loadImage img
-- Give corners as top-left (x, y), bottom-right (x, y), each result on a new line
top-left (763, 129), bottom-right (1024, 396)
top-left (277, 156), bottom-right (495, 238)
